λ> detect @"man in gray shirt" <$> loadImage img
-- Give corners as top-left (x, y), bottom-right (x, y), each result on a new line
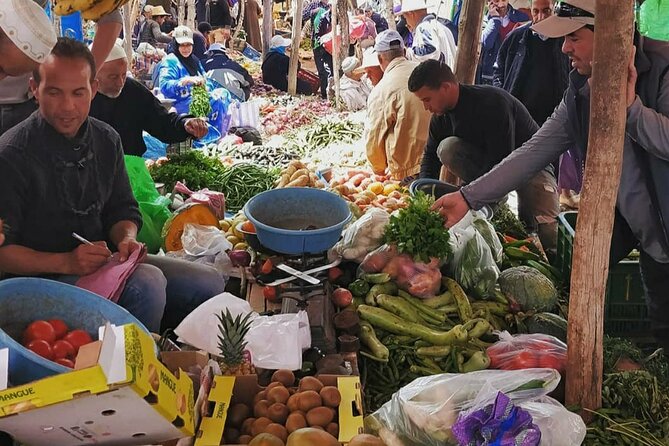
top-left (433, 0), bottom-right (669, 350)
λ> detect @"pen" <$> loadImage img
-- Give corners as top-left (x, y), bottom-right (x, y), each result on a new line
top-left (72, 232), bottom-right (94, 246)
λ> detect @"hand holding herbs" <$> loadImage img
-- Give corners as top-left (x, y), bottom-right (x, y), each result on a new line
top-left (383, 191), bottom-right (452, 263)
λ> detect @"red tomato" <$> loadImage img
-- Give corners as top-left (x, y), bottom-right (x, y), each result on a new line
top-left (538, 354), bottom-right (566, 371)
top-left (260, 258), bottom-right (273, 275)
top-left (48, 319), bottom-right (69, 340)
top-left (23, 320), bottom-right (57, 344)
top-left (63, 330), bottom-right (93, 353)
top-left (263, 286), bottom-right (277, 301)
top-left (27, 339), bottom-right (54, 360)
top-left (54, 358), bottom-right (74, 368)
top-left (508, 351), bottom-right (538, 370)
top-left (52, 340), bottom-right (75, 359)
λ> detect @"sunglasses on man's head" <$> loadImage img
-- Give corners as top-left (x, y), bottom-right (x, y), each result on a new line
top-left (553, 1), bottom-right (595, 20)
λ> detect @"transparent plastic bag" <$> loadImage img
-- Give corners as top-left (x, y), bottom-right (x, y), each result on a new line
top-left (174, 181), bottom-right (226, 219)
top-left (246, 311), bottom-right (310, 370)
top-left (521, 396), bottom-right (587, 446)
top-left (487, 331), bottom-right (567, 372)
top-left (181, 223), bottom-right (232, 257)
top-left (449, 224), bottom-right (499, 299)
top-left (328, 208), bottom-right (389, 263)
top-left (359, 244), bottom-right (442, 298)
top-left (369, 369), bottom-right (561, 446)
top-left (472, 214), bottom-right (503, 264)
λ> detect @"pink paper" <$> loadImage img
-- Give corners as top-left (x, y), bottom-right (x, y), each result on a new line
top-left (76, 246), bottom-right (147, 303)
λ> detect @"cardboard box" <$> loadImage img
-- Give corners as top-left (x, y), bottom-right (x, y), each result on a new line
top-left (195, 375), bottom-right (364, 446)
top-left (0, 324), bottom-right (195, 446)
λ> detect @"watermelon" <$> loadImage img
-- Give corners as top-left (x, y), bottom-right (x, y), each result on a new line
top-left (498, 266), bottom-right (558, 313)
top-left (526, 312), bottom-right (568, 342)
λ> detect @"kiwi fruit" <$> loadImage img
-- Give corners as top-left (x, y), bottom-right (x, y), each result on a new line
top-left (267, 403), bottom-right (289, 424)
top-left (254, 400), bottom-right (270, 418)
top-left (285, 412), bottom-right (308, 433)
top-left (286, 393), bottom-right (301, 412)
top-left (297, 390), bottom-right (322, 412)
top-left (319, 387), bottom-right (341, 408)
top-left (298, 376), bottom-right (324, 393)
top-left (241, 417), bottom-right (256, 435)
top-left (325, 422), bottom-right (339, 438)
top-left (306, 406), bottom-right (334, 427)
top-left (254, 390), bottom-right (268, 405)
top-left (251, 417), bottom-right (273, 437)
top-left (223, 427), bottom-right (240, 444)
top-left (238, 434), bottom-right (253, 444)
top-left (267, 386), bottom-right (290, 404)
top-left (264, 423), bottom-right (289, 442)
top-left (228, 403), bottom-right (252, 428)
top-left (271, 369), bottom-right (296, 387)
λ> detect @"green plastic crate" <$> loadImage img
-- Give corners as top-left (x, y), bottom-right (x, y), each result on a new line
top-left (556, 212), bottom-right (651, 341)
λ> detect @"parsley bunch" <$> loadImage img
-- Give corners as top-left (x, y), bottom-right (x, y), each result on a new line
top-left (383, 191), bottom-right (452, 263)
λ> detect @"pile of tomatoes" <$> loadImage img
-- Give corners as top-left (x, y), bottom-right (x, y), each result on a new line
top-left (22, 320), bottom-right (93, 368)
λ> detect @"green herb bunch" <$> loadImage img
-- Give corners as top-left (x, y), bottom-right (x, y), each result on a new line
top-left (189, 83), bottom-right (212, 118)
top-left (383, 191), bottom-right (452, 263)
top-left (150, 151), bottom-right (227, 191)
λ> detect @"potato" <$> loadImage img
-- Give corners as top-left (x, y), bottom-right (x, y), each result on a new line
top-left (228, 403), bottom-right (252, 428)
top-left (306, 406), bottom-right (334, 427)
top-left (241, 417), bottom-right (256, 435)
top-left (264, 423), bottom-right (288, 443)
top-left (267, 403), bottom-right (289, 424)
top-left (297, 390), bottom-right (322, 412)
top-left (285, 412), bottom-right (307, 433)
top-left (319, 387), bottom-right (341, 408)
top-left (348, 434), bottom-right (387, 445)
top-left (267, 386), bottom-right (290, 405)
top-left (325, 422), bottom-right (339, 438)
top-left (298, 377), bottom-right (323, 393)
top-left (266, 382), bottom-right (284, 391)
top-left (251, 417), bottom-right (273, 437)
top-left (271, 370), bottom-right (296, 387)
top-left (286, 393), bottom-right (301, 412)
top-left (238, 434), bottom-right (253, 444)
top-left (248, 432), bottom-right (285, 446)
top-left (254, 390), bottom-right (268, 405)
top-left (254, 400), bottom-right (270, 418)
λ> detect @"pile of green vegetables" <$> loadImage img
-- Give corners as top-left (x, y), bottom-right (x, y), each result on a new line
top-left (189, 84), bottom-right (212, 118)
top-left (384, 191), bottom-right (452, 263)
top-left (288, 119), bottom-right (363, 156)
top-left (217, 163), bottom-right (280, 212)
top-left (585, 337), bottom-right (669, 445)
top-left (351, 273), bottom-right (513, 412)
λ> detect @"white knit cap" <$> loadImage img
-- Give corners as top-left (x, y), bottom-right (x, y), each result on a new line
top-left (104, 40), bottom-right (127, 63)
top-left (0, 0), bottom-right (57, 63)
top-left (342, 56), bottom-right (359, 73)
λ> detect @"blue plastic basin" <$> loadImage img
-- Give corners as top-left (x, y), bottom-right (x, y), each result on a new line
top-left (0, 278), bottom-right (151, 385)
top-left (244, 188), bottom-right (351, 254)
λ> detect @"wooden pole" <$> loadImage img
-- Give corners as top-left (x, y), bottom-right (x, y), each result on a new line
top-left (287, 0), bottom-right (304, 95)
top-left (262, 0), bottom-right (274, 59)
top-left (122, 3), bottom-right (134, 63)
top-left (565, 0), bottom-right (635, 417)
top-left (384, 0), bottom-right (396, 31)
top-left (332, 0), bottom-right (341, 107)
top-left (453, 0), bottom-right (484, 84)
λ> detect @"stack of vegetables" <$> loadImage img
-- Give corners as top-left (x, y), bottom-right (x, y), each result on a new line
top-left (260, 99), bottom-right (333, 137)
top-left (329, 169), bottom-right (408, 215)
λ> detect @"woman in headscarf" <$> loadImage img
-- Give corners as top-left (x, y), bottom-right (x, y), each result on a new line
top-left (157, 26), bottom-right (234, 136)
top-left (261, 35), bottom-right (314, 94)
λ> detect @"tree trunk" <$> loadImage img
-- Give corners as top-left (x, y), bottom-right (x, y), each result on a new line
top-left (186, 0), bottom-right (196, 30)
top-left (384, 0), bottom-right (396, 31)
top-left (565, 0), bottom-right (635, 418)
top-left (332, 0), bottom-right (340, 108)
top-left (288, 0), bottom-right (304, 95)
top-left (262, 0), bottom-right (274, 60)
top-left (338, 0), bottom-right (349, 62)
top-left (454, 0), bottom-right (485, 84)
top-left (122, 2), bottom-right (134, 63)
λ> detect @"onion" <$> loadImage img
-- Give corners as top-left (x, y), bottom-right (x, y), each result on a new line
top-left (228, 250), bottom-right (251, 267)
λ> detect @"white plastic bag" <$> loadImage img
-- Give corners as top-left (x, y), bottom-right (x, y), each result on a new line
top-left (369, 369), bottom-right (561, 446)
top-left (229, 99), bottom-right (260, 129)
top-left (246, 311), bottom-right (310, 370)
top-left (181, 223), bottom-right (232, 257)
top-left (328, 208), bottom-right (389, 262)
top-left (521, 396), bottom-right (587, 446)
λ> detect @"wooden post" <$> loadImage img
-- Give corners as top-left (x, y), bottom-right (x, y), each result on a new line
top-left (566, 0), bottom-right (635, 417)
top-left (122, 3), bottom-right (134, 63)
top-left (262, 0), bottom-right (274, 59)
top-left (287, 0), bottom-right (304, 95)
top-left (453, 0), bottom-right (484, 84)
top-left (332, 0), bottom-right (341, 107)
top-left (186, 0), bottom-right (196, 30)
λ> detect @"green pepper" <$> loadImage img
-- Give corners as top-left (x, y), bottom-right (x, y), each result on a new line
top-left (398, 290), bottom-right (449, 323)
top-left (471, 301), bottom-right (511, 317)
top-left (444, 278), bottom-right (473, 322)
top-left (505, 246), bottom-right (542, 262)
top-left (359, 321), bottom-right (389, 362)
top-left (365, 282), bottom-right (398, 306)
top-left (361, 273), bottom-right (392, 284)
top-left (416, 345), bottom-right (452, 358)
top-left (460, 351), bottom-right (491, 373)
top-left (348, 279), bottom-right (370, 297)
top-left (422, 291), bottom-right (455, 308)
top-left (463, 318), bottom-right (492, 339)
top-left (376, 294), bottom-right (422, 323)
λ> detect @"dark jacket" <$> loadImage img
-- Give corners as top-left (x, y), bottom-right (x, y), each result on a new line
top-left (203, 45), bottom-right (254, 101)
top-left (370, 12), bottom-right (388, 33)
top-left (476, 6), bottom-right (529, 84)
top-left (493, 23), bottom-right (569, 124)
top-left (198, 0), bottom-right (233, 28)
top-left (193, 30), bottom-right (209, 60)
top-left (90, 77), bottom-right (191, 157)
top-left (261, 51), bottom-right (312, 94)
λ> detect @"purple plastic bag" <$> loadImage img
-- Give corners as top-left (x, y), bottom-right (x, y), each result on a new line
top-left (452, 392), bottom-right (541, 446)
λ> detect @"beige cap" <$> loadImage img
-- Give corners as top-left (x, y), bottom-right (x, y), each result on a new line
top-left (532, 0), bottom-right (595, 38)
top-left (0, 0), bottom-right (57, 63)
top-left (173, 25), bottom-right (194, 44)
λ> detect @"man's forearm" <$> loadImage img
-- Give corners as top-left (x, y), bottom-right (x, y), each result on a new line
top-left (109, 221), bottom-right (138, 247)
top-left (91, 21), bottom-right (123, 73)
top-left (0, 245), bottom-right (69, 276)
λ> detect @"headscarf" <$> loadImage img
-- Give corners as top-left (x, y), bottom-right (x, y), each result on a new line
top-left (171, 38), bottom-right (202, 76)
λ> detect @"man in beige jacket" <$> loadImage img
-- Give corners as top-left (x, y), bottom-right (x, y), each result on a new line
top-left (365, 30), bottom-right (431, 183)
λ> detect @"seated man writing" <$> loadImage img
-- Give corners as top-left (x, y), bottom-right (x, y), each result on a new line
top-left (0, 38), bottom-right (225, 333)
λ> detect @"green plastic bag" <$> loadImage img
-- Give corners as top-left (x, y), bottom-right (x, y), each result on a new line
top-left (639, 0), bottom-right (669, 41)
top-left (124, 155), bottom-right (172, 253)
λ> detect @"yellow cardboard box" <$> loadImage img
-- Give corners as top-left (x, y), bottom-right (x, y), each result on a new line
top-left (0, 324), bottom-right (195, 446)
top-left (195, 375), bottom-right (364, 446)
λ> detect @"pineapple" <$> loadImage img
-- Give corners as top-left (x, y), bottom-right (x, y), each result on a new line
top-left (216, 309), bottom-right (256, 376)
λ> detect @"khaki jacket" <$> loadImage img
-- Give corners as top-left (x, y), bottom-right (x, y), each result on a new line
top-left (365, 58), bottom-right (431, 180)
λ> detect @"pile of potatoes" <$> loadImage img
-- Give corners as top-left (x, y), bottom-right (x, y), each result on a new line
top-left (222, 371), bottom-right (342, 445)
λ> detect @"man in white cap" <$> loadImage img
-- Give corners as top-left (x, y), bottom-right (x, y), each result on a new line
top-left (339, 56), bottom-right (372, 111)
top-left (399, 0), bottom-right (457, 67)
top-left (0, 0), bottom-right (57, 134)
top-left (365, 30), bottom-right (431, 183)
top-left (360, 47), bottom-right (383, 86)
top-left (432, 0), bottom-right (669, 350)
top-left (261, 35), bottom-right (313, 94)
top-left (138, 5), bottom-right (173, 47)
top-left (90, 41), bottom-right (208, 157)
